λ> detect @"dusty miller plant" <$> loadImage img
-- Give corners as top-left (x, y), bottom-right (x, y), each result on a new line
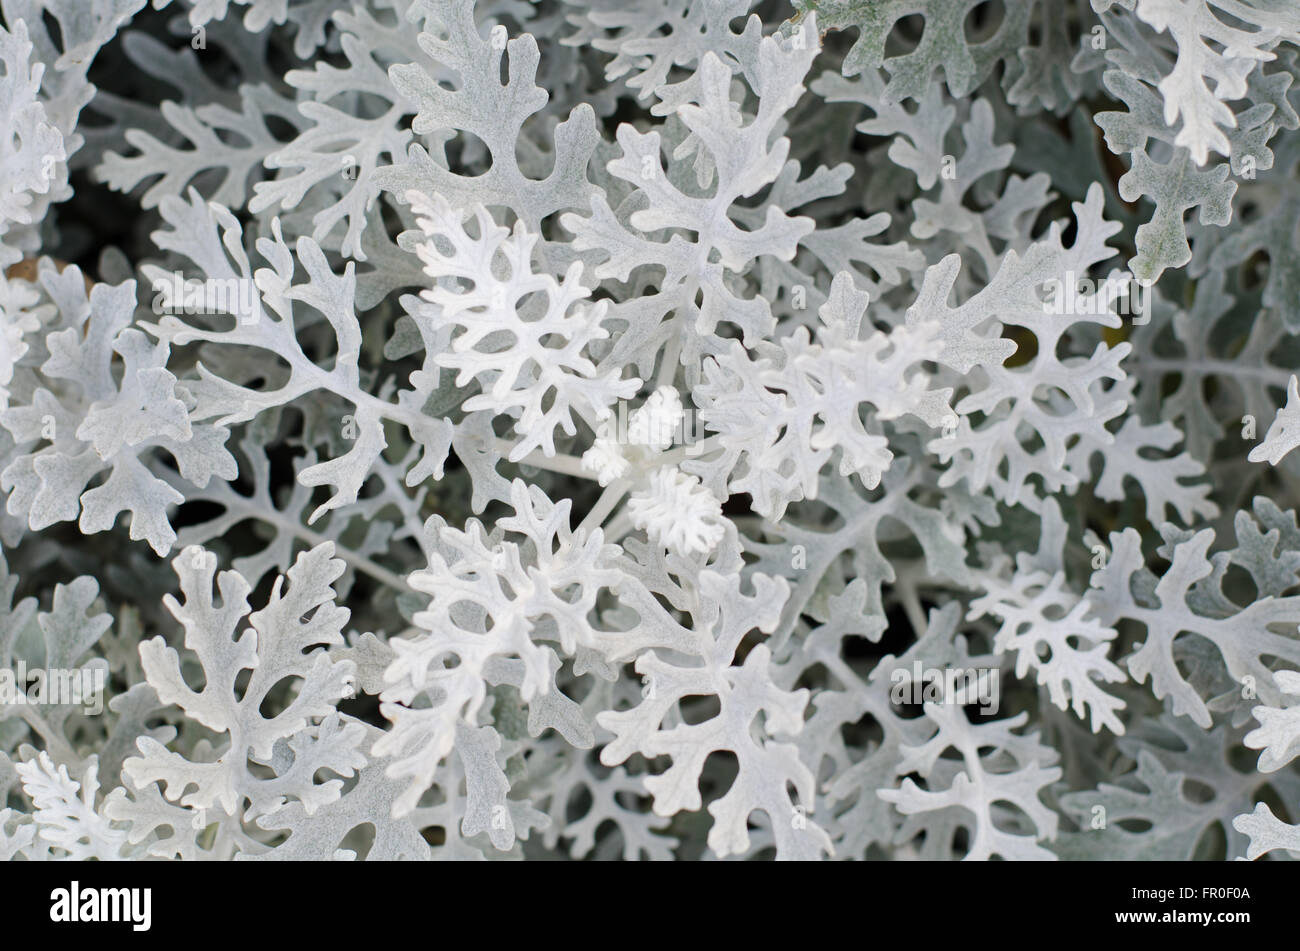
top-left (1, 0), bottom-right (1300, 862)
